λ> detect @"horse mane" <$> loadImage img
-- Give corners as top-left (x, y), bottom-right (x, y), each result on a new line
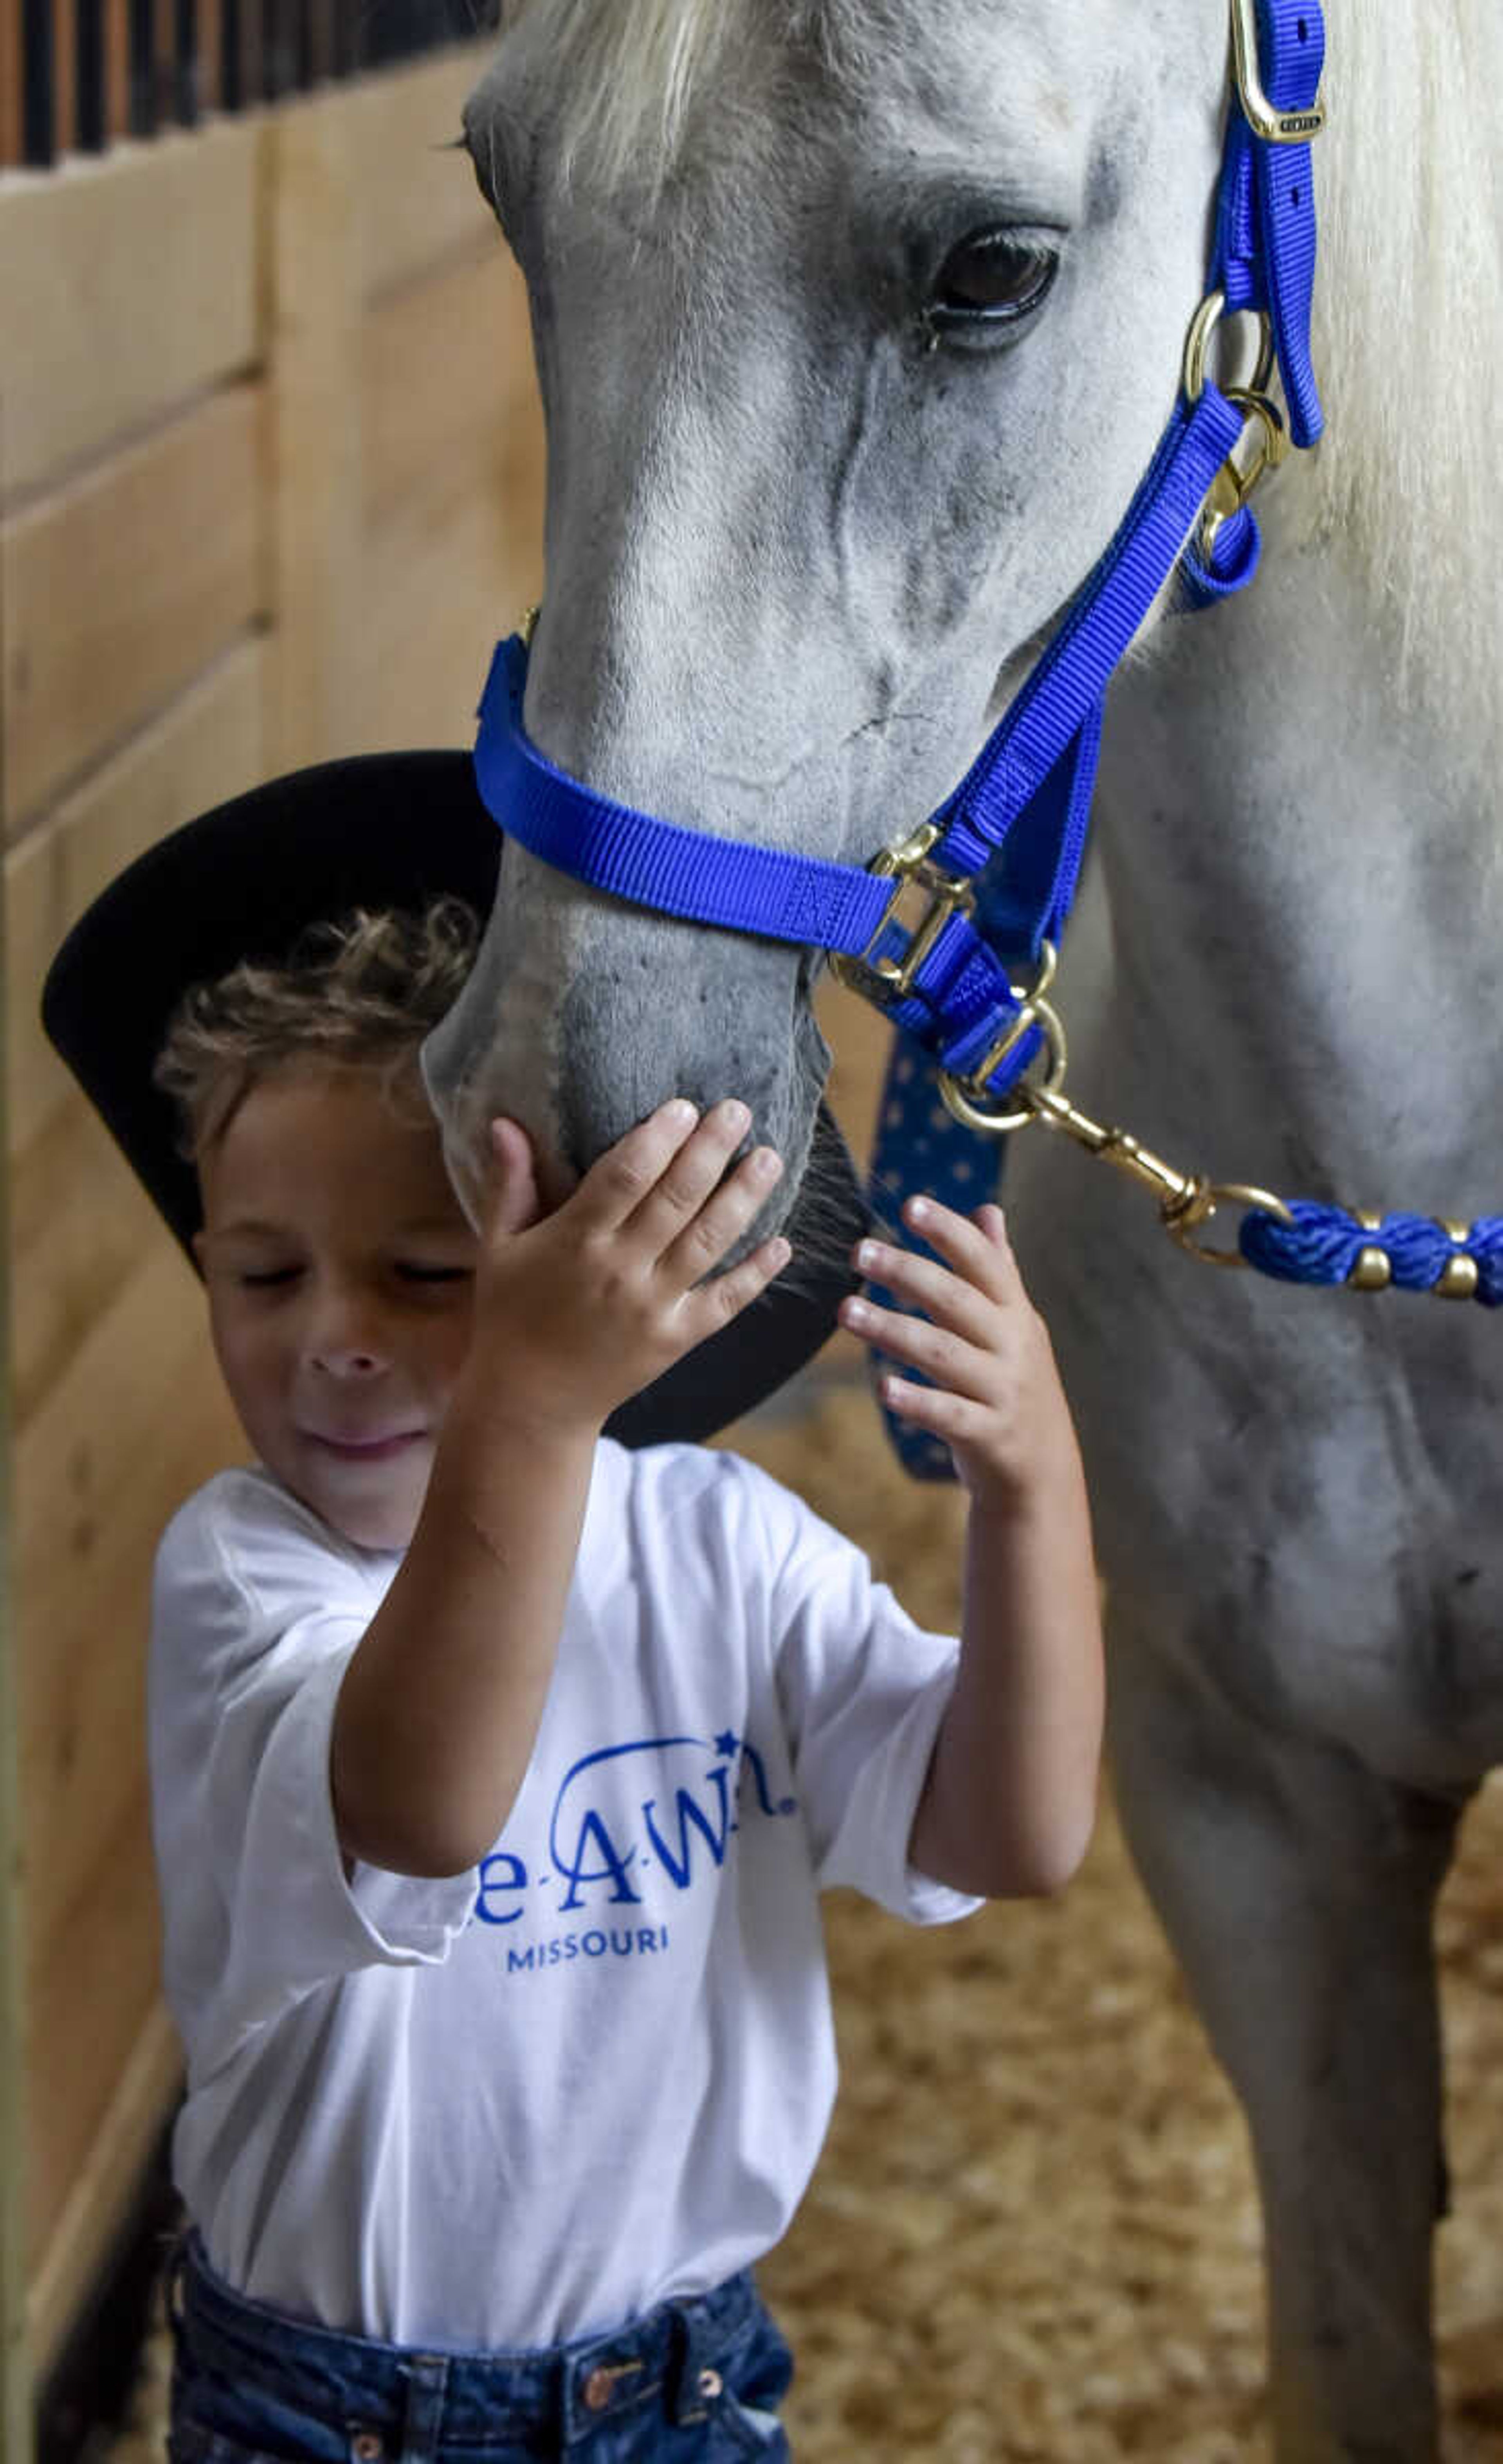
top-left (498, 0), bottom-right (1500, 771)
top-left (1299, 1), bottom-right (1502, 773)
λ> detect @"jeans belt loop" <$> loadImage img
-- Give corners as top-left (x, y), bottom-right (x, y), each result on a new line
top-left (668, 2296), bottom-right (720, 2428)
top-left (397, 2350), bottom-right (449, 2464)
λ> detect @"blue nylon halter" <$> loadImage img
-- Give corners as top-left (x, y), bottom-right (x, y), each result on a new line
top-left (470, 0), bottom-right (1326, 1474)
top-left (475, 380), bottom-right (1248, 1107)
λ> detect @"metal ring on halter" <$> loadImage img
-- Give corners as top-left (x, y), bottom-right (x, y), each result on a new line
top-left (1221, 387), bottom-right (1288, 485)
top-left (937, 994), bottom-right (1069, 1136)
top-left (1165, 1178), bottom-right (1295, 1267)
top-left (1181, 292), bottom-right (1276, 404)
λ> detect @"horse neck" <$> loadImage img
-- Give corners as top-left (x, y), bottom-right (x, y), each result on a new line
top-left (1087, 519), bottom-right (1503, 1204)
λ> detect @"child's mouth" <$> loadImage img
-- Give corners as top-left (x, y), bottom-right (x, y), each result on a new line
top-left (305, 1430), bottom-right (425, 1463)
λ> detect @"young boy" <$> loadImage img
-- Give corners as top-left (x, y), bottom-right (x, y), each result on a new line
top-left (42, 757), bottom-right (1102, 2462)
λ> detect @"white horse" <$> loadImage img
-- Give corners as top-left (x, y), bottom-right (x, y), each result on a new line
top-left (427, 5), bottom-right (1503, 2456)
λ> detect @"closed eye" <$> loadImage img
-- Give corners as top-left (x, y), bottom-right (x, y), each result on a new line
top-left (239, 1266), bottom-right (301, 1289)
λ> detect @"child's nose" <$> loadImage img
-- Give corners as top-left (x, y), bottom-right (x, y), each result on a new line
top-left (313, 1343), bottom-right (383, 1377)
top-left (307, 1292), bottom-right (387, 1377)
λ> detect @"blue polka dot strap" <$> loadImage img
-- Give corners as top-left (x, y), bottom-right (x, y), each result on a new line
top-left (863, 1045), bottom-right (1004, 1483)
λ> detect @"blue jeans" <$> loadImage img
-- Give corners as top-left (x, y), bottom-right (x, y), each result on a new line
top-left (168, 2234), bottom-right (793, 2463)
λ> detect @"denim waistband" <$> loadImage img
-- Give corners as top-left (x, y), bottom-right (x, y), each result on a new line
top-left (171, 2232), bottom-right (766, 2450)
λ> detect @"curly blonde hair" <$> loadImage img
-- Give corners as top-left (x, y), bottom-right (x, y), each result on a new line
top-left (154, 897), bottom-right (480, 1159)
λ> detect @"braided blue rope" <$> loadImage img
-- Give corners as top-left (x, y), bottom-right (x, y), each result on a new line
top-left (1240, 1200), bottom-right (1503, 1304)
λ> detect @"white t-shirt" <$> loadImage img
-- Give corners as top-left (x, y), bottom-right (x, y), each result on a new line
top-left (149, 1440), bottom-right (978, 2352)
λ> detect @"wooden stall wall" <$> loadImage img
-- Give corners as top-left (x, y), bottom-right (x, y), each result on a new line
top-left (0, 44), bottom-right (544, 2440)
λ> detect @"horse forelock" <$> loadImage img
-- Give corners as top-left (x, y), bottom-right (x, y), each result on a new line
top-left (494, 0), bottom-right (881, 192)
top-left (1298, 0), bottom-right (1501, 776)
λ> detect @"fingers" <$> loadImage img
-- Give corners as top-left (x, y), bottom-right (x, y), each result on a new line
top-left (657, 1137), bottom-right (784, 1286)
top-left (902, 1193), bottom-right (1022, 1298)
top-left (563, 1098), bottom-right (706, 1235)
top-left (852, 1201), bottom-right (1022, 1336)
top-left (840, 1200), bottom-right (1032, 1405)
top-left (675, 1231), bottom-right (792, 1348)
top-left (568, 1096), bottom-right (783, 1282)
top-left (840, 1286), bottom-right (998, 1406)
top-left (625, 1098), bottom-right (768, 1259)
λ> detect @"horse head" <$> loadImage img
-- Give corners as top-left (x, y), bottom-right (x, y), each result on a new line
top-left (425, 0), bottom-right (1230, 1233)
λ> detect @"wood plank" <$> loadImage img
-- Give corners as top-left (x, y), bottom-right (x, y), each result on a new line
top-left (341, 41), bottom-right (496, 301)
top-left (52, 0), bottom-right (75, 157)
top-left (17, 1342), bottom-right (235, 2306)
top-left (358, 467), bottom-right (542, 753)
top-left (10, 1098), bottom-right (160, 1435)
top-left (358, 255), bottom-right (544, 748)
top-left (5, 635), bottom-right (267, 1164)
top-left (1, 384), bottom-right (266, 835)
top-left (194, 0), bottom-right (216, 115)
top-left (152, 0), bottom-right (171, 121)
top-left (263, 97), bottom-right (362, 770)
top-left (23, 1788), bottom-right (163, 2284)
top-left (361, 238), bottom-right (536, 527)
top-left (0, 894), bottom-right (32, 2464)
top-left (0, 121), bottom-right (259, 503)
top-left (16, 1240), bottom-right (242, 1949)
top-left (1, 0), bottom-right (22, 164)
top-left (15, 1231), bottom-right (237, 2306)
top-left (26, 2000), bottom-right (180, 2380)
top-left (103, 0), bottom-right (127, 137)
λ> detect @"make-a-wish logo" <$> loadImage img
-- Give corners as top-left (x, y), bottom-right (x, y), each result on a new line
top-left (471, 1730), bottom-right (798, 1970)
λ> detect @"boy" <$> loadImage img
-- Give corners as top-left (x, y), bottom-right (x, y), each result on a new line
top-left (43, 755), bottom-right (1102, 2461)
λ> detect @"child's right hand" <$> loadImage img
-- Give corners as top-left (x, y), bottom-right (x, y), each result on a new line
top-left (466, 1098), bottom-right (788, 1435)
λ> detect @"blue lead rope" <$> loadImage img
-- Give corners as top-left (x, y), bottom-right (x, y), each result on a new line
top-left (1241, 1206), bottom-right (1503, 1305)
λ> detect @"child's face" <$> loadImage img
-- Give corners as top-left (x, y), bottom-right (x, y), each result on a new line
top-left (195, 1062), bottom-right (479, 1550)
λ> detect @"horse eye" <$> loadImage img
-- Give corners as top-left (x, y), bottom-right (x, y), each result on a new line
top-left (930, 231), bottom-right (1060, 328)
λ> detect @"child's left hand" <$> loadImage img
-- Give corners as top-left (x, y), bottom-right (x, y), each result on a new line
top-left (838, 1197), bottom-right (1076, 1506)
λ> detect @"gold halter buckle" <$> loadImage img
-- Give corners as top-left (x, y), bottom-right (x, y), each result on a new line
top-left (830, 824), bottom-right (977, 1004)
top-left (1230, 0), bottom-right (1327, 144)
top-left (937, 943), bottom-right (1069, 1134)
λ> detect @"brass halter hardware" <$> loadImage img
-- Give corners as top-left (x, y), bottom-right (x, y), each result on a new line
top-left (1180, 297), bottom-right (1289, 559)
top-left (1022, 1081), bottom-right (1294, 1267)
top-left (1230, 0), bottom-right (1328, 144)
top-left (936, 942), bottom-right (1069, 1135)
top-left (928, 940), bottom-right (1296, 1269)
top-left (1181, 294), bottom-right (1275, 406)
top-left (829, 823), bottom-right (977, 1004)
